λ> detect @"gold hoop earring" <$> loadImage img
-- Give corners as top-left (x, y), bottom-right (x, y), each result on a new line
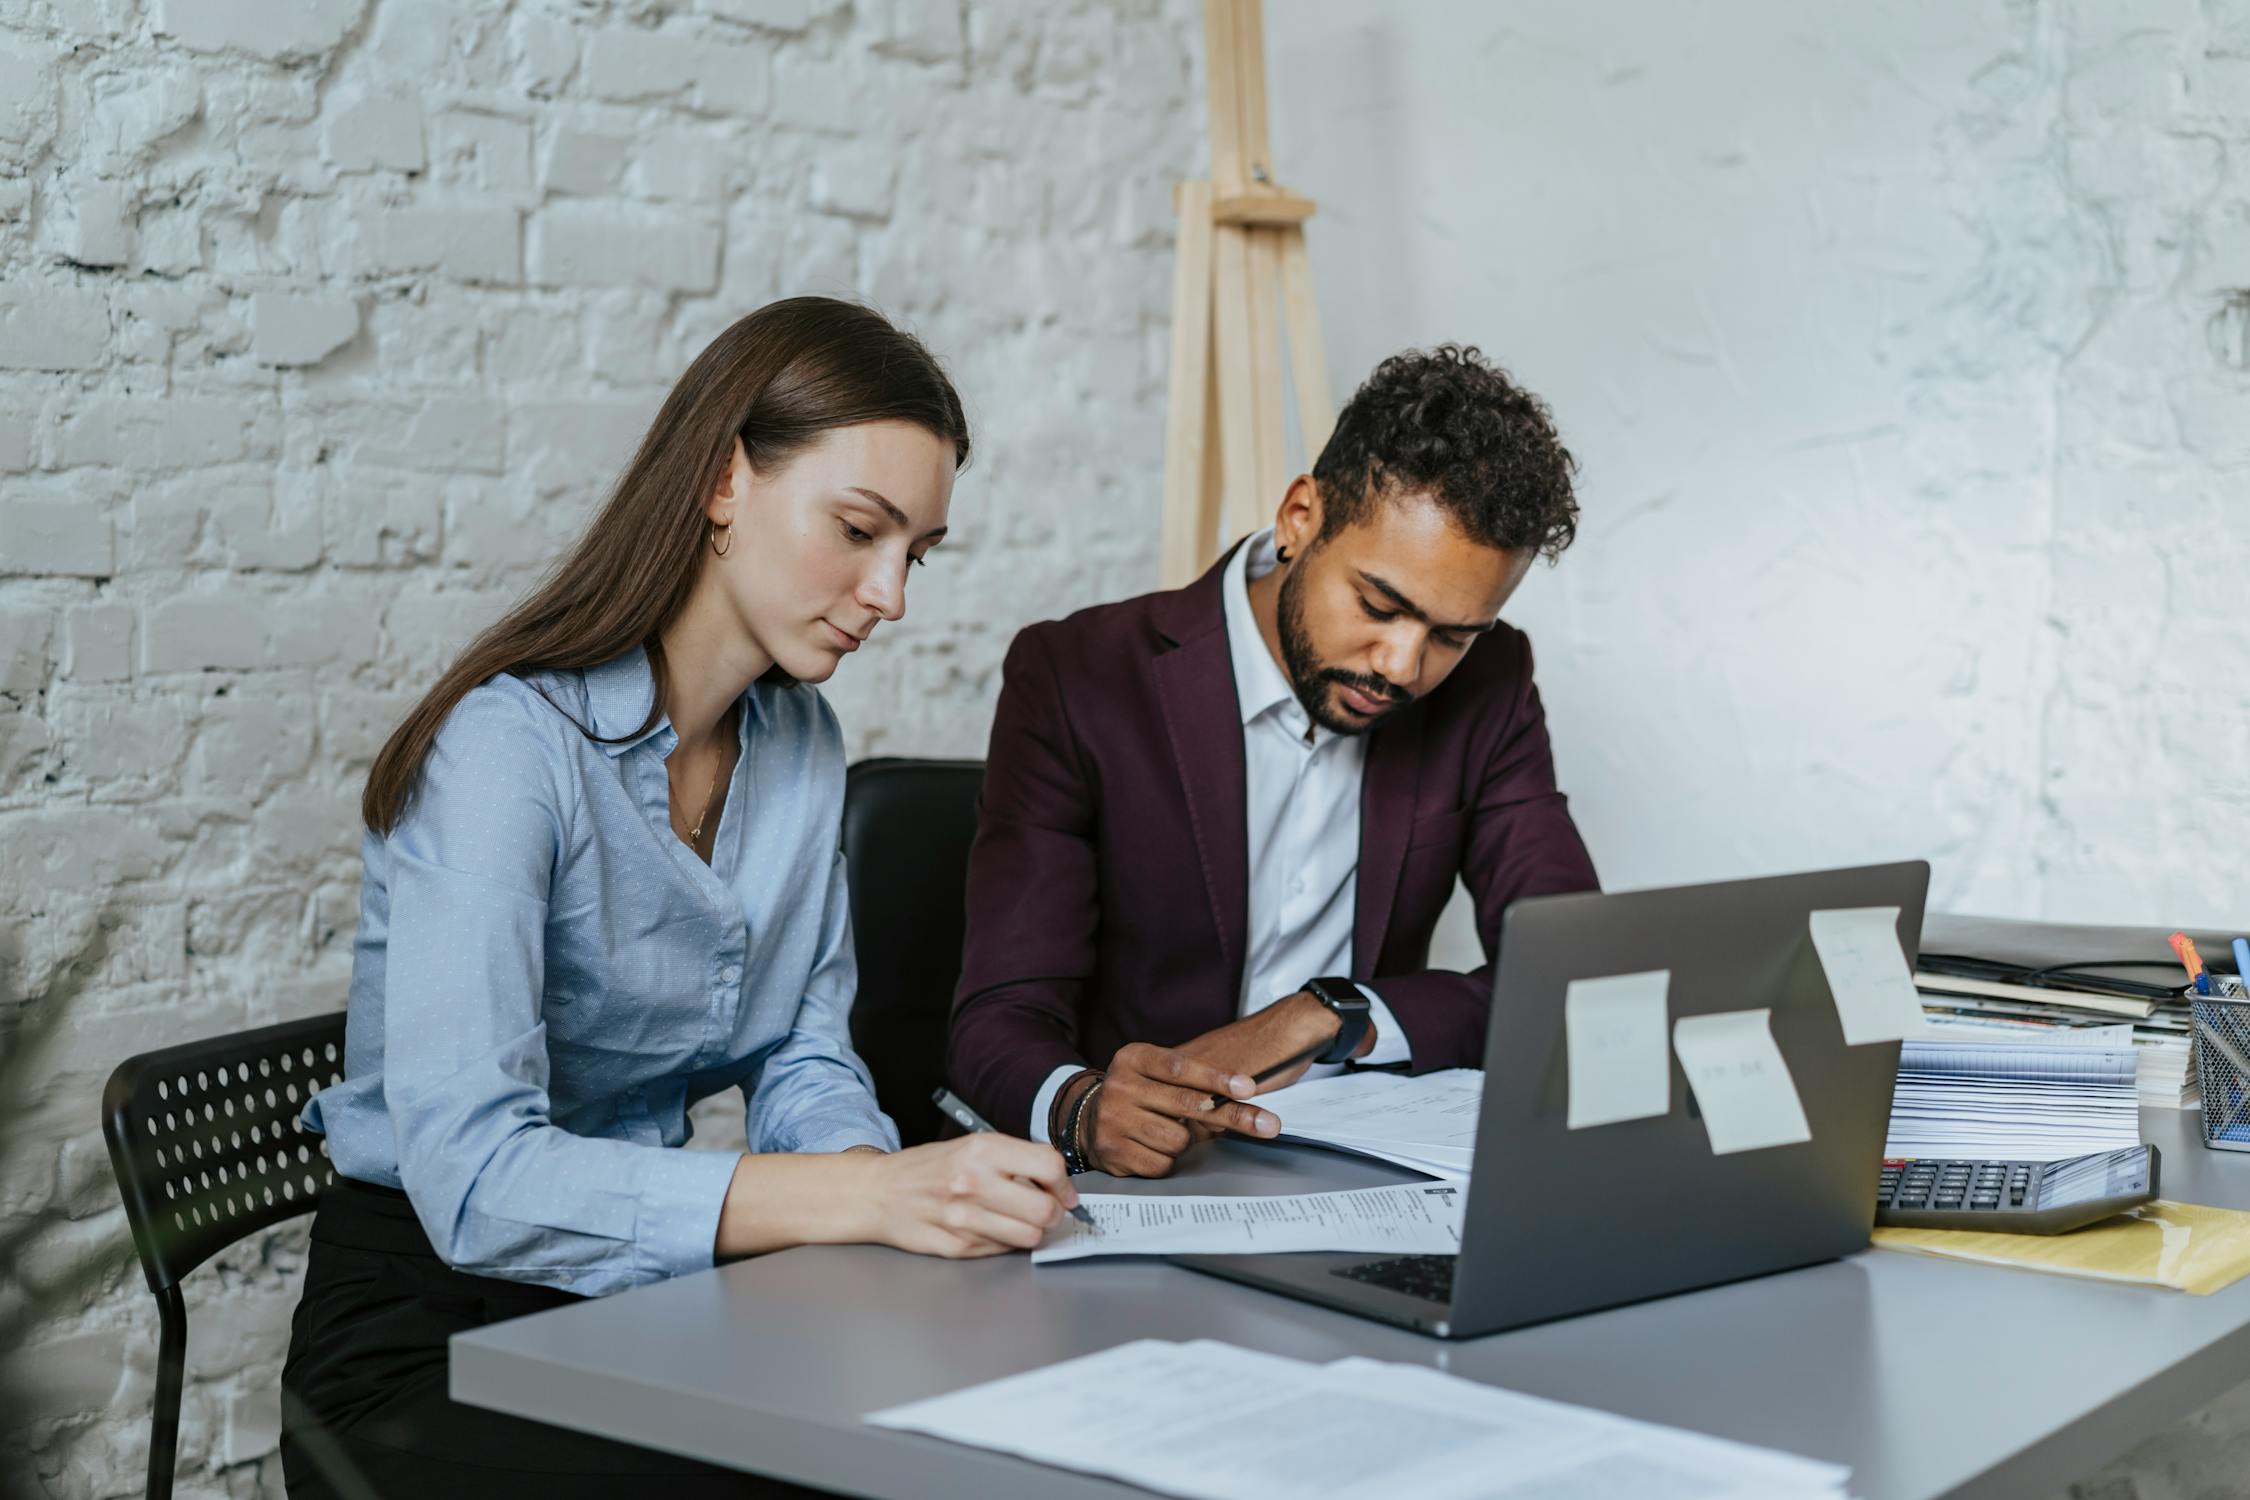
top-left (710, 520), bottom-right (733, 557)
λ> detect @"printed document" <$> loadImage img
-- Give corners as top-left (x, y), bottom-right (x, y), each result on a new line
top-left (1673, 1009), bottom-right (1813, 1155)
top-left (866, 1339), bottom-right (1853, 1500)
top-left (1032, 1183), bottom-right (1463, 1263)
top-left (1810, 906), bottom-right (1926, 1045)
top-left (1565, 969), bottom-right (1673, 1128)
top-left (1258, 1068), bottom-right (1481, 1178)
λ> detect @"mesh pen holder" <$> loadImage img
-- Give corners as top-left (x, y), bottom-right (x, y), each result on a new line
top-left (2193, 994), bottom-right (2250, 1151)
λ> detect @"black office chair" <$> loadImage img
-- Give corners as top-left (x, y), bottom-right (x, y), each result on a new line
top-left (842, 757), bottom-right (985, 1147)
top-left (101, 1014), bottom-right (345, 1500)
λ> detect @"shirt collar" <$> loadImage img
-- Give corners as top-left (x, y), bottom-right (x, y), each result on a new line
top-left (1223, 529), bottom-right (1307, 734)
top-left (580, 645), bottom-right (763, 758)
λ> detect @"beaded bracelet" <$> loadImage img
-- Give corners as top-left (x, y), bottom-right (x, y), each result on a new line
top-left (1048, 1069), bottom-right (1093, 1151)
top-left (1060, 1073), bottom-right (1103, 1174)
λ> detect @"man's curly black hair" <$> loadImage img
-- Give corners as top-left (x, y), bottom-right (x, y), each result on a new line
top-left (1309, 345), bottom-right (1579, 561)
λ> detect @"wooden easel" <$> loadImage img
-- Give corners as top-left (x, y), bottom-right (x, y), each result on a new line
top-left (1158, 0), bottom-right (1334, 588)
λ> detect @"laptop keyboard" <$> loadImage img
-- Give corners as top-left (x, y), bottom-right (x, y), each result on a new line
top-left (1331, 1254), bottom-right (1456, 1304)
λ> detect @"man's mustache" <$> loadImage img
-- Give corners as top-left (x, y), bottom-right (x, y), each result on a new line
top-left (1318, 668), bottom-right (1411, 707)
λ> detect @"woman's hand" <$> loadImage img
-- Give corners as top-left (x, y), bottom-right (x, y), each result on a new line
top-left (858, 1134), bottom-right (1078, 1258)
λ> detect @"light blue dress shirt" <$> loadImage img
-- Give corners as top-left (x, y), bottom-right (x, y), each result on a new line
top-left (307, 647), bottom-right (900, 1297)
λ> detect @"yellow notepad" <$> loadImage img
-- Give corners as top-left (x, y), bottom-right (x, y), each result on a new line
top-left (1872, 1200), bottom-right (2250, 1295)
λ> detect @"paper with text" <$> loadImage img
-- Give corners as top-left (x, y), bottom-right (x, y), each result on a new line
top-left (1031, 1183), bottom-right (1463, 1263)
top-left (1259, 1069), bottom-right (1481, 1178)
top-left (866, 1339), bottom-right (1853, 1500)
top-left (1809, 905), bottom-right (1925, 1045)
top-left (1672, 1009), bottom-right (1812, 1155)
top-left (1565, 969), bottom-right (1673, 1128)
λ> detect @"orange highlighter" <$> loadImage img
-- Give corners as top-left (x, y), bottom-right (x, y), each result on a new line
top-left (2170, 932), bottom-right (2211, 995)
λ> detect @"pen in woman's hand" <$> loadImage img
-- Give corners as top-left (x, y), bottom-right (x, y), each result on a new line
top-left (930, 1087), bottom-right (1095, 1225)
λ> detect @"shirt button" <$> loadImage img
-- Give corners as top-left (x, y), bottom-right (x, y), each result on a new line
top-left (719, 965), bottom-right (741, 985)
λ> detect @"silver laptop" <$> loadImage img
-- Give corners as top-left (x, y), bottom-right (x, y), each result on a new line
top-left (1175, 861), bottom-right (1930, 1339)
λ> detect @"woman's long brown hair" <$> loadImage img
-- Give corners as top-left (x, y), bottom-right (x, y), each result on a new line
top-left (361, 296), bottom-right (971, 834)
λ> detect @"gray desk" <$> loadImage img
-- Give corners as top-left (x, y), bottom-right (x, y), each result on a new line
top-left (454, 1109), bottom-right (2250, 1500)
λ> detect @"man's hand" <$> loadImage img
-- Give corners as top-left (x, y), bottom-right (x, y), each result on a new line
top-left (1074, 1045), bottom-right (1278, 1178)
top-left (1181, 990), bottom-right (1376, 1095)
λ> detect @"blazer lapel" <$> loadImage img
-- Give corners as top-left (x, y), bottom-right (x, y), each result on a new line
top-left (1354, 703), bottom-right (1425, 973)
top-left (1151, 555), bottom-right (1250, 994)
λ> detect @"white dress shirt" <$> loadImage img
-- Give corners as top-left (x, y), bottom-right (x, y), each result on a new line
top-left (1028, 530), bottom-right (1410, 1139)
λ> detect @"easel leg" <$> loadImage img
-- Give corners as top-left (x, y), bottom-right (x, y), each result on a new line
top-left (1279, 226), bottom-right (1334, 462)
top-left (1211, 220), bottom-right (1262, 551)
top-left (1240, 226), bottom-right (1287, 542)
top-left (1161, 181), bottom-right (1217, 589)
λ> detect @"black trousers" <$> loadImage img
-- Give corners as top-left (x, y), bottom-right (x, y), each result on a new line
top-left (280, 1176), bottom-right (831, 1498)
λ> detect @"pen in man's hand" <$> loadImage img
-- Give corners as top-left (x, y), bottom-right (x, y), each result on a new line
top-left (1201, 1036), bottom-right (1331, 1114)
top-left (930, 1087), bottom-right (1095, 1225)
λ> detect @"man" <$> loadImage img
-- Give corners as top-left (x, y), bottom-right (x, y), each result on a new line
top-left (948, 345), bottom-right (1599, 1177)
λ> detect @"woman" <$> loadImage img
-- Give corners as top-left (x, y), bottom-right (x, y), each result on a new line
top-left (281, 298), bottom-right (1074, 1498)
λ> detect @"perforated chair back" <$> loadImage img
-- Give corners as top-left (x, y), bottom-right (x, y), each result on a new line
top-left (842, 758), bottom-right (983, 1147)
top-left (103, 1013), bottom-right (346, 1291)
top-left (101, 1012), bottom-right (347, 1500)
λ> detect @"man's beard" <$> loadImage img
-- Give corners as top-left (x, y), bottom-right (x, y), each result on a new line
top-left (1276, 561), bottom-right (1413, 737)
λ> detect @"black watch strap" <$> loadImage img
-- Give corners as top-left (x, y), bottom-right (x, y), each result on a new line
top-left (1304, 976), bottom-right (1373, 1065)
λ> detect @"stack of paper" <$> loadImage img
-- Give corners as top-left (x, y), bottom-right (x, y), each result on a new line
top-left (1913, 1006), bottom-right (2195, 1107)
top-left (1256, 1069), bottom-right (1481, 1179)
top-left (2135, 1025), bottom-right (2195, 1107)
top-left (868, 1339), bottom-right (1852, 1500)
top-left (1914, 966), bottom-right (2197, 1108)
top-left (1885, 1025), bottom-right (2141, 1160)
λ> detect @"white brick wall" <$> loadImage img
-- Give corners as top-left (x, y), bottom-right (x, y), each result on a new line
top-left (0, 0), bottom-right (1197, 1493)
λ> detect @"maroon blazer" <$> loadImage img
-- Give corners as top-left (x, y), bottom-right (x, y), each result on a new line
top-left (946, 547), bottom-right (1601, 1133)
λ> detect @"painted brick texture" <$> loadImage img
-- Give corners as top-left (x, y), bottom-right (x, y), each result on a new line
top-left (0, 0), bottom-right (1197, 1493)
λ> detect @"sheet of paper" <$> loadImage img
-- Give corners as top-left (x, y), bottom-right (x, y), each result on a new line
top-left (1918, 1016), bottom-right (2138, 1048)
top-left (867, 1339), bottom-right (1851, 1500)
top-left (1672, 1009), bottom-right (1812, 1156)
top-left (1033, 1183), bottom-right (1464, 1263)
top-left (1263, 1069), bottom-right (1483, 1148)
top-left (1809, 905), bottom-right (1925, 1045)
top-left (1301, 1137), bottom-right (1472, 1181)
top-left (1565, 969), bottom-right (1673, 1128)
top-left (1259, 1069), bottom-right (1485, 1179)
top-left (1325, 1359), bottom-right (1852, 1497)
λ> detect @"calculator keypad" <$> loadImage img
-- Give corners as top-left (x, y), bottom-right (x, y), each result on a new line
top-left (1877, 1158), bottom-right (2035, 1213)
top-left (1874, 1147), bottom-right (2157, 1236)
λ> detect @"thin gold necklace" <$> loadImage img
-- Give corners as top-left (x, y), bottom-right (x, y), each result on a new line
top-left (685, 752), bottom-right (724, 849)
top-left (679, 709), bottom-right (733, 851)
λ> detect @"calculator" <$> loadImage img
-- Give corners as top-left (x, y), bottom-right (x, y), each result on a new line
top-left (1874, 1145), bottom-right (2159, 1234)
